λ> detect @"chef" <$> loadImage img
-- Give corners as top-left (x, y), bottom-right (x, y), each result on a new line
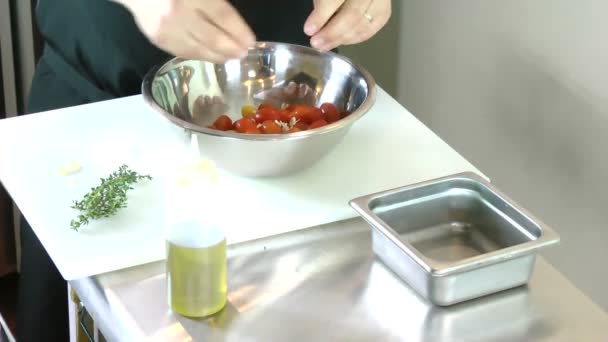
top-left (18, 0), bottom-right (391, 340)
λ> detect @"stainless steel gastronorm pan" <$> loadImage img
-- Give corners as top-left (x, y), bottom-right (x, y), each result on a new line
top-left (349, 172), bottom-right (560, 306)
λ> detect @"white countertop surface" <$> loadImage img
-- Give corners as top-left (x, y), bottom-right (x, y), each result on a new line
top-left (0, 87), bottom-right (484, 280)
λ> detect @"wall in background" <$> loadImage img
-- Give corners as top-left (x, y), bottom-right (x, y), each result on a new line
top-left (393, 0), bottom-right (608, 309)
top-left (340, 1), bottom-right (401, 98)
top-left (0, 0), bottom-right (38, 116)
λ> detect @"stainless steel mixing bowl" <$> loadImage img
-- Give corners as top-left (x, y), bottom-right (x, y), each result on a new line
top-left (142, 41), bottom-right (376, 177)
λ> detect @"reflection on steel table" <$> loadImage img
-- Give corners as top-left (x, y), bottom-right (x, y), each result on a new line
top-left (71, 218), bottom-right (608, 341)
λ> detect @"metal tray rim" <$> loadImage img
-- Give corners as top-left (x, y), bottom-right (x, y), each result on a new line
top-left (349, 172), bottom-right (560, 276)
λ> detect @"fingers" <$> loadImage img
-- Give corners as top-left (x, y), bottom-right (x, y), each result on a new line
top-left (128, 0), bottom-right (256, 63)
top-left (304, 0), bottom-right (345, 36)
top-left (311, 0), bottom-right (369, 50)
top-left (166, 28), bottom-right (226, 62)
top-left (308, 0), bottom-right (392, 51)
top-left (186, 10), bottom-right (248, 61)
top-left (192, 0), bottom-right (256, 48)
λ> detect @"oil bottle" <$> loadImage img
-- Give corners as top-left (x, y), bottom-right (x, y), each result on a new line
top-left (164, 157), bottom-right (226, 317)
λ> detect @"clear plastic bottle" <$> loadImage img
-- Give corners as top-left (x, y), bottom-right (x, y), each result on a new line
top-left (164, 156), bottom-right (226, 317)
top-left (166, 220), bottom-right (226, 317)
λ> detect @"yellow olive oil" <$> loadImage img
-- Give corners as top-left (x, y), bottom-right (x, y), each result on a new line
top-left (166, 221), bottom-right (227, 317)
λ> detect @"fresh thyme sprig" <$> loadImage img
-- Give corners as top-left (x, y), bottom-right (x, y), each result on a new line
top-left (70, 164), bottom-right (152, 231)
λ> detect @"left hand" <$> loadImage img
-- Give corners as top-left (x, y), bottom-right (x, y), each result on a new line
top-left (304, 0), bottom-right (392, 52)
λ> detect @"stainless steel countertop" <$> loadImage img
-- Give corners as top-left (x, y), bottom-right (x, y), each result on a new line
top-left (71, 218), bottom-right (608, 341)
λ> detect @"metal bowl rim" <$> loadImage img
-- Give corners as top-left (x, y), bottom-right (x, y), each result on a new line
top-left (141, 41), bottom-right (377, 142)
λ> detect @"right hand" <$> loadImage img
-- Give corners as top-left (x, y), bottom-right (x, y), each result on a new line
top-left (116, 0), bottom-right (256, 62)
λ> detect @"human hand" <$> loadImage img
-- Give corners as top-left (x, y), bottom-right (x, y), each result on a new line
top-left (115, 0), bottom-right (256, 62)
top-left (304, 0), bottom-right (392, 52)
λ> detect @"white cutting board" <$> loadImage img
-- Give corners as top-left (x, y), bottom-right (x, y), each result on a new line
top-left (0, 87), bottom-right (484, 280)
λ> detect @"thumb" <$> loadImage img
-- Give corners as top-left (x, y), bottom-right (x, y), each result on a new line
top-left (304, 0), bottom-right (345, 36)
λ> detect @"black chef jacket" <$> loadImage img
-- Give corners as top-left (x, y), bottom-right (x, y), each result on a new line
top-left (28, 0), bottom-right (314, 112)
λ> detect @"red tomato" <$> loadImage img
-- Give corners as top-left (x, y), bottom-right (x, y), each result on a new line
top-left (207, 125), bottom-right (217, 130)
top-left (287, 111), bottom-right (304, 124)
top-left (306, 107), bottom-right (324, 124)
top-left (277, 110), bottom-right (291, 123)
top-left (254, 107), bottom-right (280, 124)
top-left (260, 120), bottom-right (282, 134)
top-left (288, 104), bottom-right (306, 115)
top-left (294, 121), bottom-right (308, 130)
top-left (241, 105), bottom-right (256, 119)
top-left (234, 118), bottom-right (257, 133)
top-left (309, 119), bottom-right (328, 129)
top-left (287, 127), bottom-right (303, 133)
top-left (213, 115), bottom-right (233, 131)
top-left (291, 105), bottom-right (322, 124)
top-left (244, 127), bottom-right (261, 134)
top-left (340, 110), bottom-right (351, 119)
top-left (320, 103), bottom-right (340, 123)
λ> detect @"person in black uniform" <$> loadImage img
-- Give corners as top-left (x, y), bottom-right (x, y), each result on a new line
top-left (19, 0), bottom-right (391, 341)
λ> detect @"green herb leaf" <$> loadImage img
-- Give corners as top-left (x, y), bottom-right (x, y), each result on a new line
top-left (70, 164), bottom-right (152, 231)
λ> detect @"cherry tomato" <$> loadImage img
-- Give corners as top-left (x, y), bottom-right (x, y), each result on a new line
top-left (306, 107), bottom-right (324, 124)
top-left (288, 104), bottom-right (307, 115)
top-left (260, 120), bottom-right (282, 134)
top-left (294, 121), bottom-right (308, 130)
top-left (241, 105), bottom-right (256, 119)
top-left (209, 103), bottom-right (343, 135)
top-left (234, 118), bottom-right (257, 133)
top-left (291, 105), bottom-right (322, 124)
top-left (277, 109), bottom-right (291, 123)
top-left (244, 127), bottom-right (261, 134)
top-left (213, 115), bottom-right (233, 131)
top-left (309, 119), bottom-right (328, 130)
top-left (320, 103), bottom-right (340, 123)
top-left (287, 111), bottom-right (304, 124)
top-left (254, 107), bottom-right (280, 124)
